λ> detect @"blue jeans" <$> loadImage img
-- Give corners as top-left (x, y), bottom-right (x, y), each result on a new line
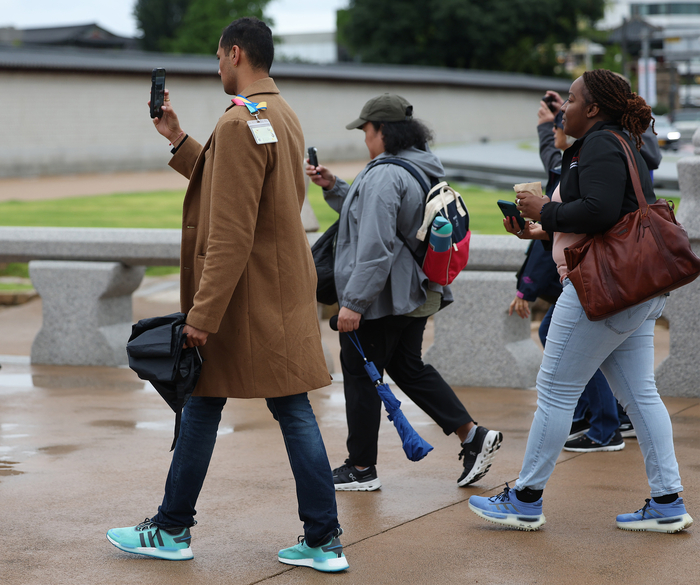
top-left (517, 281), bottom-right (682, 497)
top-left (152, 393), bottom-right (340, 548)
top-left (540, 305), bottom-right (620, 444)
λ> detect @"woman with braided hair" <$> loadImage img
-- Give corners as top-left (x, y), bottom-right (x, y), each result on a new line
top-left (469, 69), bottom-right (693, 533)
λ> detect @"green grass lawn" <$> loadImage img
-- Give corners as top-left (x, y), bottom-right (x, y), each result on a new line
top-left (307, 181), bottom-right (513, 233)
top-left (0, 282), bottom-right (34, 291)
top-left (0, 190), bottom-right (186, 228)
top-left (0, 185), bottom-right (682, 278)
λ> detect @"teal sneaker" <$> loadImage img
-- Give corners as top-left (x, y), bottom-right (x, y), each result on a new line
top-left (278, 532), bottom-right (349, 573)
top-left (106, 518), bottom-right (194, 560)
top-left (617, 498), bottom-right (693, 533)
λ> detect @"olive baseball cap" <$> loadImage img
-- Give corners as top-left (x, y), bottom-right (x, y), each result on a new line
top-left (345, 93), bottom-right (414, 130)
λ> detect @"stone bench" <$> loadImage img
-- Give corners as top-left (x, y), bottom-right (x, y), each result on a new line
top-left (2, 223), bottom-right (699, 397)
top-left (0, 227), bottom-right (180, 366)
top-left (424, 235), bottom-right (542, 389)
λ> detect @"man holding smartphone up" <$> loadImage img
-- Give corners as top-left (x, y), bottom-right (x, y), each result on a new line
top-left (106, 17), bottom-right (348, 573)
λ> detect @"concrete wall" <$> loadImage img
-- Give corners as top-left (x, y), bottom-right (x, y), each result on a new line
top-left (2, 70), bottom-right (552, 177)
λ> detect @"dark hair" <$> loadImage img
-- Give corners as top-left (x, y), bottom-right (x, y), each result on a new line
top-left (582, 69), bottom-right (654, 150)
top-left (220, 17), bottom-right (274, 72)
top-left (371, 119), bottom-right (434, 155)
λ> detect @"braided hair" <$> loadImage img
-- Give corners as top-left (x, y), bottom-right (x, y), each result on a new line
top-left (582, 69), bottom-right (654, 150)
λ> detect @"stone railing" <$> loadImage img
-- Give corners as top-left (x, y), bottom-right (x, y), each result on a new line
top-left (652, 130), bottom-right (700, 398)
top-left (424, 235), bottom-right (542, 389)
top-left (0, 226), bottom-right (540, 382)
top-left (0, 227), bottom-right (179, 366)
top-left (2, 202), bottom-right (699, 396)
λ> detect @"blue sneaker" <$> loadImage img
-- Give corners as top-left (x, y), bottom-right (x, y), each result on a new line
top-left (278, 531), bottom-right (349, 572)
top-left (106, 518), bottom-right (193, 560)
top-left (616, 498), bottom-right (693, 533)
top-left (468, 483), bottom-right (546, 531)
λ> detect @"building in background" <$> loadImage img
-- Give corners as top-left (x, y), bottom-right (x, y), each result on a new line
top-left (602, 1), bottom-right (700, 108)
top-left (0, 23), bottom-right (137, 50)
top-left (0, 42), bottom-right (569, 178)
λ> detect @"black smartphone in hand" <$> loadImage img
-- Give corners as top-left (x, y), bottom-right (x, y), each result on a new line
top-left (497, 200), bottom-right (526, 230)
top-left (150, 67), bottom-right (166, 119)
top-left (542, 94), bottom-right (557, 113)
top-left (307, 146), bottom-right (319, 168)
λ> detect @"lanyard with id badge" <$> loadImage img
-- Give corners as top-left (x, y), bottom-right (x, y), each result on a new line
top-left (231, 95), bottom-right (278, 145)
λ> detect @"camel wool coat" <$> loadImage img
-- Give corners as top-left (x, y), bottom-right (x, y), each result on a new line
top-left (169, 77), bottom-right (331, 399)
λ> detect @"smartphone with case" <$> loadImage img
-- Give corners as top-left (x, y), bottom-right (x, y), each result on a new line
top-left (307, 146), bottom-right (320, 174)
top-left (150, 68), bottom-right (166, 119)
top-left (307, 146), bottom-right (319, 167)
top-left (542, 94), bottom-right (557, 113)
top-left (497, 199), bottom-right (526, 230)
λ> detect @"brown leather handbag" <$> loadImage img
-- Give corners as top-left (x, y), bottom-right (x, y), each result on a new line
top-left (564, 130), bottom-right (700, 321)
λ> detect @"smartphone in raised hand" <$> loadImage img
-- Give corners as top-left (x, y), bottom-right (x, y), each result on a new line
top-left (150, 68), bottom-right (166, 119)
top-left (307, 146), bottom-right (319, 167)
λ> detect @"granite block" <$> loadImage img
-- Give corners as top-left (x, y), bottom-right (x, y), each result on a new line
top-left (29, 260), bottom-right (145, 366)
top-left (424, 271), bottom-right (542, 388)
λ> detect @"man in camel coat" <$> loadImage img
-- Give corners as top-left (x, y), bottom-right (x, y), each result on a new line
top-left (106, 17), bottom-right (348, 573)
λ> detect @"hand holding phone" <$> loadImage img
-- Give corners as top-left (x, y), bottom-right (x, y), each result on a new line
top-left (497, 199), bottom-right (525, 230)
top-left (150, 68), bottom-right (166, 119)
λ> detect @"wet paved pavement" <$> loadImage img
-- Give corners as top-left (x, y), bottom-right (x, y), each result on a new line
top-left (1, 155), bottom-right (699, 584)
top-left (1, 289), bottom-right (699, 584)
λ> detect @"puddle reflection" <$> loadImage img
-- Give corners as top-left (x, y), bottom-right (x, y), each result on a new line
top-left (0, 374), bottom-right (34, 393)
top-left (38, 445), bottom-right (80, 456)
top-left (0, 459), bottom-right (23, 477)
top-left (91, 420), bottom-right (137, 429)
top-left (135, 421), bottom-right (173, 432)
top-left (131, 421), bottom-right (234, 436)
top-left (32, 375), bottom-right (144, 391)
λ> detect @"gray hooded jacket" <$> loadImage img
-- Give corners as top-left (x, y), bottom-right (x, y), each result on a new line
top-left (323, 146), bottom-right (452, 320)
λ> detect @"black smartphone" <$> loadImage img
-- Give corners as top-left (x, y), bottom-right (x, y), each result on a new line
top-left (150, 67), bottom-right (166, 119)
top-left (307, 146), bottom-right (319, 167)
top-left (307, 146), bottom-right (319, 174)
top-left (542, 94), bottom-right (556, 113)
top-left (497, 199), bottom-right (526, 230)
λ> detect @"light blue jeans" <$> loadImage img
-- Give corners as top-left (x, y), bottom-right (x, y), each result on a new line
top-left (516, 280), bottom-right (683, 497)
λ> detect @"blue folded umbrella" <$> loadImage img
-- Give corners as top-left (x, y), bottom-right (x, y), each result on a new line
top-left (349, 332), bottom-right (433, 462)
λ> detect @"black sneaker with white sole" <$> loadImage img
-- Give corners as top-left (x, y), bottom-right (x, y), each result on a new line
top-left (332, 459), bottom-right (381, 491)
top-left (457, 426), bottom-right (503, 487)
top-left (563, 430), bottom-right (625, 452)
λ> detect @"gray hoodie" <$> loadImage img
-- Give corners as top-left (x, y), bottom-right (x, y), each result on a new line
top-left (323, 146), bottom-right (452, 320)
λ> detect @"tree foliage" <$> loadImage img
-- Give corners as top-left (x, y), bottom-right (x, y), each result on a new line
top-left (134, 0), bottom-right (273, 54)
top-left (134, 0), bottom-right (190, 52)
top-left (339, 0), bottom-right (606, 76)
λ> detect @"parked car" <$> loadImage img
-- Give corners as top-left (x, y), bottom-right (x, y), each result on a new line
top-left (670, 109), bottom-right (700, 142)
top-left (653, 115), bottom-right (681, 150)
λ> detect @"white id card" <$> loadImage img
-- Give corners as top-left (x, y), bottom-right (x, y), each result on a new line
top-left (247, 119), bottom-right (278, 144)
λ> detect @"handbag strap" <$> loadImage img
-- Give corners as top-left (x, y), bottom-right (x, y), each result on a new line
top-left (604, 130), bottom-right (649, 214)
